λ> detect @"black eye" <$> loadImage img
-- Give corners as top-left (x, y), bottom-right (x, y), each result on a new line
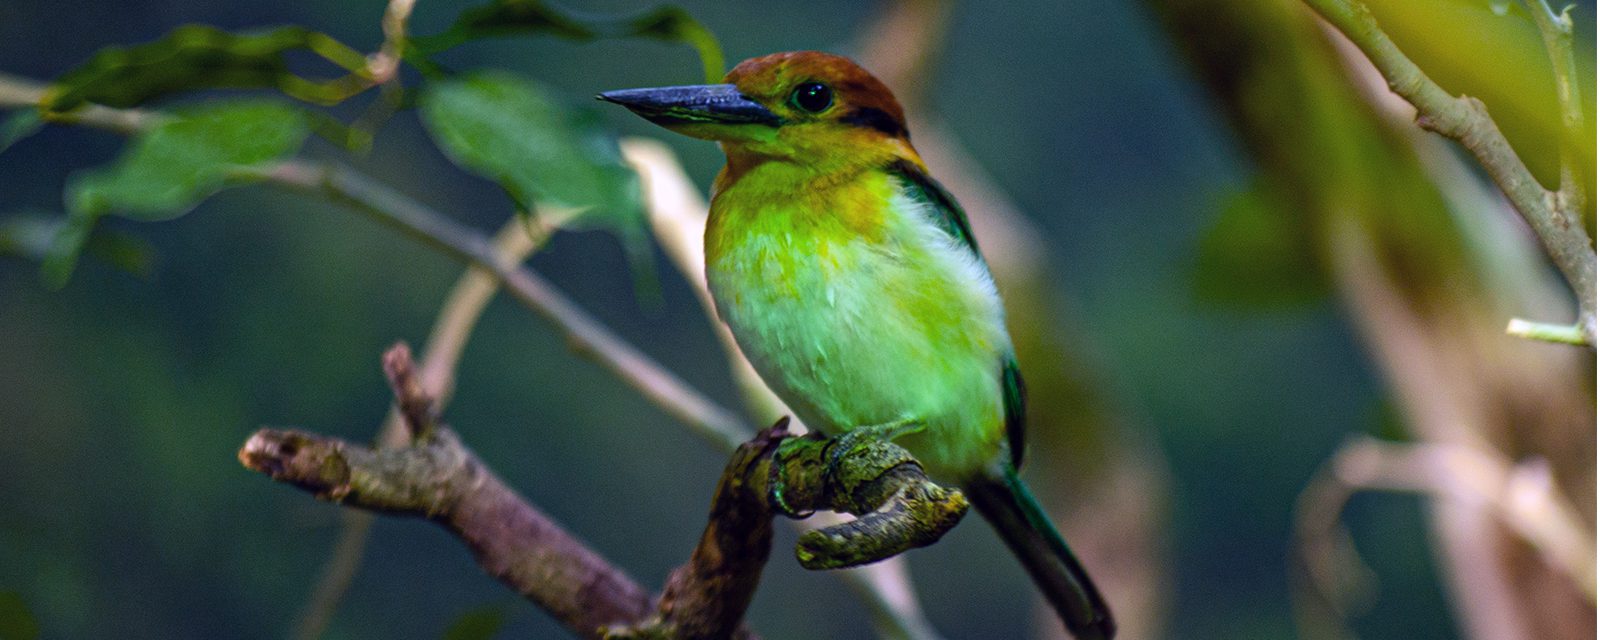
top-left (791, 82), bottom-right (833, 113)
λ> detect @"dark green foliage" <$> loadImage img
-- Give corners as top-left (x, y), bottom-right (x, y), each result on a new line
top-left (419, 72), bottom-right (640, 227)
top-left (41, 25), bottom-right (369, 111)
top-left (413, 0), bottom-right (725, 82)
top-left (67, 100), bottom-right (309, 220)
top-left (41, 100), bottom-right (307, 286)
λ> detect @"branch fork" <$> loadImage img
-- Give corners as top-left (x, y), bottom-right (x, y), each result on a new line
top-left (241, 345), bottom-right (969, 639)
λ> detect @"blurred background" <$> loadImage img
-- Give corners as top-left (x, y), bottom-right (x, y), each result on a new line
top-left (0, 0), bottom-right (1593, 638)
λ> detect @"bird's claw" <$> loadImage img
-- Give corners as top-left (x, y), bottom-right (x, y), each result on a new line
top-left (821, 419), bottom-right (922, 486)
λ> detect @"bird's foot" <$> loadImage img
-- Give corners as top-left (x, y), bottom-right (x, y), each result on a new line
top-left (821, 419), bottom-right (923, 487)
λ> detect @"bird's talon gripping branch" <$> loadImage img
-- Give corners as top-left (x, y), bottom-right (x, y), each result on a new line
top-left (764, 417), bottom-right (818, 518)
top-left (762, 427), bottom-right (967, 570)
top-left (817, 419), bottom-right (923, 494)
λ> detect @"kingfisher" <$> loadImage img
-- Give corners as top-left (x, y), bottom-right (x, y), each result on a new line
top-left (600, 51), bottom-right (1114, 639)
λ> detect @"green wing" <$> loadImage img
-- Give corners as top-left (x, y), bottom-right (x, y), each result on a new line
top-left (1001, 356), bottom-right (1027, 469)
top-left (888, 159), bottom-right (981, 257)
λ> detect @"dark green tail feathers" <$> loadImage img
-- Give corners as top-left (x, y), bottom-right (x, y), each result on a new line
top-left (964, 465), bottom-right (1115, 639)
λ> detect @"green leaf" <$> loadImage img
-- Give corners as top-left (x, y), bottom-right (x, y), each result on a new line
top-left (67, 100), bottom-right (309, 221)
top-left (441, 605), bottom-right (508, 640)
top-left (0, 111), bottom-right (44, 156)
top-left (42, 24), bottom-right (370, 111)
top-left (39, 210), bottom-right (96, 289)
top-left (0, 592), bottom-right (39, 640)
top-left (419, 72), bottom-right (641, 229)
top-left (415, 1), bottom-right (725, 82)
top-left (3, 210), bottom-right (155, 288)
top-left (1192, 179), bottom-right (1328, 310)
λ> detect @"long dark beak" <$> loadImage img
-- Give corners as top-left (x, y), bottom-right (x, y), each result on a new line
top-left (597, 84), bottom-right (780, 127)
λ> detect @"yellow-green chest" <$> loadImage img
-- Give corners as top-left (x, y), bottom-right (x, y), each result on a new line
top-left (704, 164), bottom-right (1012, 478)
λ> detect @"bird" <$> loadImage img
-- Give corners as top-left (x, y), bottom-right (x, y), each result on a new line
top-left (600, 51), bottom-right (1114, 639)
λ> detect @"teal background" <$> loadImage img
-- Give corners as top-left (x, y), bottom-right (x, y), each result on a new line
top-left (1, 1), bottom-right (1589, 637)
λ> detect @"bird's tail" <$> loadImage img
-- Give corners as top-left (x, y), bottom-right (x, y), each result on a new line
top-left (963, 464), bottom-right (1115, 639)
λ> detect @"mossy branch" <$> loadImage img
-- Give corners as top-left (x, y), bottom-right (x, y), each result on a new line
top-left (241, 346), bottom-right (968, 639)
top-left (609, 417), bottom-right (966, 639)
top-left (1301, 0), bottom-right (1597, 346)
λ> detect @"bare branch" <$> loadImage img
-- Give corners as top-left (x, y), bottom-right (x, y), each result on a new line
top-left (241, 424), bottom-right (657, 636)
top-left (382, 343), bottom-right (437, 439)
top-left (244, 351), bottom-right (967, 639)
top-left (1294, 435), bottom-right (1596, 638)
top-left (291, 217), bottom-right (546, 640)
top-left (1301, 0), bottom-right (1597, 345)
top-left (1520, 0), bottom-right (1586, 216)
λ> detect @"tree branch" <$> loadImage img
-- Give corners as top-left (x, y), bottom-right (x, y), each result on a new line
top-left (291, 218), bottom-right (546, 640)
top-left (243, 348), bottom-right (967, 639)
top-left (1301, 0), bottom-right (1597, 346)
top-left (1521, 0), bottom-right (1586, 217)
top-left (610, 418), bottom-right (967, 639)
top-left (242, 425), bottom-right (660, 636)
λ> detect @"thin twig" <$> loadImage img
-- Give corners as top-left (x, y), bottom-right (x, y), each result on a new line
top-left (1301, 0), bottom-right (1597, 345)
top-left (257, 160), bottom-right (752, 453)
top-left (1521, 0), bottom-right (1586, 216)
top-left (370, 0), bottom-right (417, 85)
top-left (0, 72), bottom-right (157, 133)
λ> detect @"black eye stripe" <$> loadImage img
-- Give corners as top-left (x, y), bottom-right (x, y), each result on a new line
top-left (840, 107), bottom-right (907, 138)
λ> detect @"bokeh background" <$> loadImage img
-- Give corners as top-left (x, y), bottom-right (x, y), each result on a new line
top-left (0, 0), bottom-right (1593, 638)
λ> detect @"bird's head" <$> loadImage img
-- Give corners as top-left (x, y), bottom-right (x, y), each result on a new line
top-left (600, 51), bottom-right (912, 168)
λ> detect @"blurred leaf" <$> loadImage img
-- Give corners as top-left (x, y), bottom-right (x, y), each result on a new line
top-left (39, 211), bottom-right (95, 289)
top-left (67, 100), bottom-right (309, 221)
top-left (415, 0), bottom-right (725, 82)
top-left (42, 24), bottom-right (370, 111)
top-left (419, 72), bottom-right (642, 229)
top-left (0, 111), bottom-right (44, 156)
top-left (5, 211), bottom-right (156, 287)
top-left (0, 213), bottom-right (62, 261)
top-left (1192, 180), bottom-right (1329, 309)
top-left (0, 592), bottom-right (39, 640)
top-left (441, 605), bottom-right (508, 640)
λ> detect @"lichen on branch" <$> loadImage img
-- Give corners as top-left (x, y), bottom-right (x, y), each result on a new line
top-left (240, 345), bottom-right (969, 639)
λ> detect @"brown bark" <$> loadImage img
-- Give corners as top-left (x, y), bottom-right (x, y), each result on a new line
top-left (242, 345), bottom-right (970, 640)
